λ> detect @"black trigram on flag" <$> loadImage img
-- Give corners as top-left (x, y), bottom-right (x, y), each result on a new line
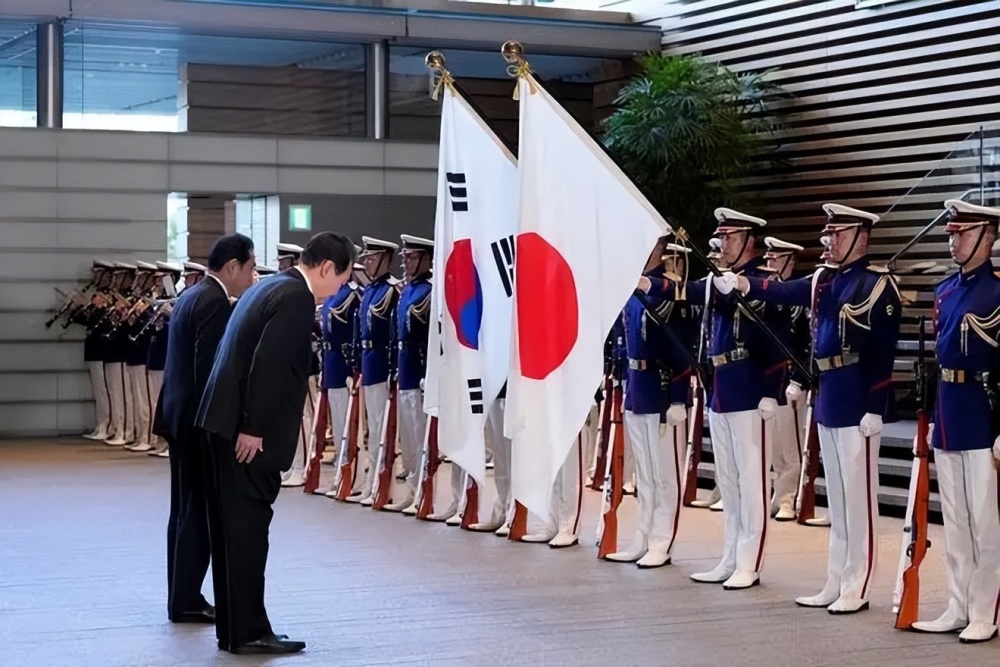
top-left (491, 235), bottom-right (515, 298)
top-left (447, 172), bottom-right (468, 212)
top-left (467, 378), bottom-right (484, 414)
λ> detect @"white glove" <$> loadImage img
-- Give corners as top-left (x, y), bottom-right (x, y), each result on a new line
top-left (419, 378), bottom-right (425, 392)
top-left (712, 271), bottom-right (738, 295)
top-left (912, 423), bottom-right (933, 455)
top-left (637, 276), bottom-right (652, 294)
top-left (859, 413), bottom-right (883, 438)
top-left (666, 403), bottom-right (687, 426)
top-left (992, 435), bottom-right (1000, 465)
top-left (757, 397), bottom-right (778, 421)
top-left (785, 382), bottom-right (804, 404)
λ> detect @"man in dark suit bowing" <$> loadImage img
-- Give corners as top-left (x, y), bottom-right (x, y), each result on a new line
top-left (152, 233), bottom-right (256, 624)
top-left (195, 231), bottom-right (356, 655)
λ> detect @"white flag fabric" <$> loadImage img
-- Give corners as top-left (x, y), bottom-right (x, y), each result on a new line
top-left (505, 72), bottom-right (670, 520)
top-left (423, 86), bottom-right (518, 487)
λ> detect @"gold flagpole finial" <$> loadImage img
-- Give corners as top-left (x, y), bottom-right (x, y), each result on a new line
top-left (501, 40), bottom-right (535, 100)
top-left (425, 50), bottom-right (455, 101)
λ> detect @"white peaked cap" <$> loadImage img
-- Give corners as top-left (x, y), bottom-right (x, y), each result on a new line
top-left (156, 261), bottom-right (183, 273)
top-left (136, 261), bottom-right (159, 271)
top-left (114, 262), bottom-right (136, 270)
top-left (276, 242), bottom-right (304, 255)
top-left (183, 261), bottom-right (207, 273)
top-left (93, 259), bottom-right (115, 269)
top-left (764, 237), bottom-right (804, 253)
top-left (708, 237), bottom-right (722, 250)
top-left (714, 207), bottom-right (767, 228)
top-left (822, 203), bottom-right (879, 225)
top-left (362, 235), bottom-right (399, 251)
top-left (353, 262), bottom-right (366, 271)
top-left (944, 199), bottom-right (1000, 220)
top-left (399, 234), bottom-right (434, 250)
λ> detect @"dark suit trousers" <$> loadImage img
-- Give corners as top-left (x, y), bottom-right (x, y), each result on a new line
top-left (206, 434), bottom-right (281, 650)
top-left (166, 432), bottom-right (210, 617)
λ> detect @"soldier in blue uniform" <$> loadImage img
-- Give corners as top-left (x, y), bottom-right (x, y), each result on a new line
top-left (351, 236), bottom-right (401, 504)
top-left (608, 238), bottom-right (694, 568)
top-left (717, 202), bottom-right (901, 613)
top-left (641, 208), bottom-right (789, 590)
top-left (145, 261), bottom-right (183, 457)
top-left (316, 261), bottom-right (365, 496)
top-left (277, 242), bottom-right (303, 272)
top-left (911, 199), bottom-right (1000, 643)
top-left (760, 237), bottom-right (809, 522)
top-left (386, 235), bottom-right (434, 512)
top-left (81, 260), bottom-right (115, 442)
top-left (101, 263), bottom-right (137, 446)
top-left (122, 262), bottom-right (161, 452)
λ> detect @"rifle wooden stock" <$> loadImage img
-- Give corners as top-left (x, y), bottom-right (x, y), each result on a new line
top-left (796, 390), bottom-right (821, 526)
top-left (333, 377), bottom-right (362, 502)
top-left (508, 502), bottom-right (529, 542)
top-left (589, 375), bottom-right (613, 491)
top-left (416, 417), bottom-right (440, 520)
top-left (683, 383), bottom-right (704, 506)
top-left (460, 478), bottom-right (480, 529)
top-left (597, 384), bottom-right (625, 559)
top-left (895, 409), bottom-right (931, 630)
top-left (371, 379), bottom-right (399, 511)
top-left (303, 389), bottom-right (330, 494)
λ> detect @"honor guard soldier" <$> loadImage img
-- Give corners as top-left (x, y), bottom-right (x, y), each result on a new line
top-left (761, 237), bottom-right (809, 521)
top-left (102, 262), bottom-right (137, 446)
top-left (608, 238), bottom-right (694, 568)
top-left (911, 200), bottom-right (1000, 643)
top-left (123, 261), bottom-right (160, 452)
top-left (82, 260), bottom-right (116, 442)
top-left (316, 261), bottom-right (365, 495)
top-left (718, 203), bottom-right (901, 613)
top-left (146, 261), bottom-right (183, 457)
top-left (182, 262), bottom-right (207, 289)
top-left (352, 236), bottom-right (401, 504)
top-left (642, 207), bottom-right (790, 590)
top-left (386, 235), bottom-right (433, 512)
top-left (277, 243), bottom-right (304, 271)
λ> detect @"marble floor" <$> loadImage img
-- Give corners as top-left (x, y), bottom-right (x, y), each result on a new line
top-left (0, 438), bottom-right (994, 667)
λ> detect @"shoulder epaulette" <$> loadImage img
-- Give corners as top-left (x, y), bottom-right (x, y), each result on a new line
top-left (866, 265), bottom-right (890, 274)
top-left (387, 276), bottom-right (401, 287)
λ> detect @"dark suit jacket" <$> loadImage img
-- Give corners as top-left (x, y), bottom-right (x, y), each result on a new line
top-left (195, 268), bottom-right (316, 472)
top-left (152, 277), bottom-right (231, 442)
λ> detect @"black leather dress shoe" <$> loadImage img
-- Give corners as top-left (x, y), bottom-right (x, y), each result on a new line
top-left (171, 605), bottom-right (216, 624)
top-left (230, 635), bottom-right (306, 655)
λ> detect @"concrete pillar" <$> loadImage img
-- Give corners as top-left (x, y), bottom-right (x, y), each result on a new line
top-left (35, 21), bottom-right (64, 128)
top-left (366, 40), bottom-right (389, 139)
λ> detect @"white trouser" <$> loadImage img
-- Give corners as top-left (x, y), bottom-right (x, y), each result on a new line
top-left (536, 438), bottom-right (582, 537)
top-left (772, 401), bottom-right (804, 514)
top-left (581, 402), bottom-right (600, 478)
top-left (486, 398), bottom-right (512, 523)
top-left (361, 382), bottom-right (390, 496)
top-left (283, 376), bottom-right (318, 482)
top-left (708, 408), bottom-right (773, 574)
top-left (935, 448), bottom-right (1000, 627)
top-left (146, 369), bottom-right (165, 447)
top-left (104, 363), bottom-right (126, 439)
top-left (397, 389), bottom-right (426, 487)
top-left (625, 411), bottom-right (684, 556)
top-left (88, 361), bottom-right (111, 434)
top-left (122, 364), bottom-right (138, 442)
top-left (328, 387), bottom-right (350, 454)
top-left (818, 425), bottom-right (880, 601)
top-left (126, 365), bottom-right (150, 445)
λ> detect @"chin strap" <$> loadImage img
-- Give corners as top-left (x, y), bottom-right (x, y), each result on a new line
top-left (957, 226), bottom-right (989, 269)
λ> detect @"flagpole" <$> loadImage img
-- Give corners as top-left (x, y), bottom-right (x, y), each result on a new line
top-left (500, 40), bottom-right (814, 387)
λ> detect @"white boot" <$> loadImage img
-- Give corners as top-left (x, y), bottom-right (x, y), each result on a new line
top-left (774, 504), bottom-right (796, 522)
top-left (636, 541), bottom-right (672, 569)
top-left (827, 596), bottom-right (869, 615)
top-left (691, 562), bottom-right (735, 584)
top-left (794, 580), bottom-right (841, 608)
top-left (723, 570), bottom-right (760, 590)
top-left (912, 605), bottom-right (969, 634)
top-left (384, 480), bottom-right (415, 513)
top-left (605, 533), bottom-right (647, 563)
top-left (958, 622), bottom-right (998, 643)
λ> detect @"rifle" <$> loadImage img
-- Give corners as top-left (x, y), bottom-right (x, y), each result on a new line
top-left (894, 316), bottom-right (933, 629)
top-left (303, 387), bottom-right (330, 494)
top-left (589, 371), bottom-right (614, 491)
top-left (682, 377), bottom-right (705, 506)
top-left (371, 307), bottom-right (400, 511)
top-left (460, 477), bottom-right (480, 529)
top-left (333, 374), bottom-right (362, 501)
top-left (415, 416), bottom-right (440, 519)
top-left (596, 358), bottom-right (625, 559)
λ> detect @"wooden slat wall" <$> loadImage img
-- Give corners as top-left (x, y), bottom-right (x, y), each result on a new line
top-left (627, 0), bottom-right (999, 408)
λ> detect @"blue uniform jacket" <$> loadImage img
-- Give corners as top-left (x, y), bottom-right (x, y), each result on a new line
top-left (147, 320), bottom-right (170, 371)
top-left (396, 272), bottom-right (432, 392)
top-left (358, 274), bottom-right (399, 386)
top-left (744, 257), bottom-right (902, 428)
top-left (931, 261), bottom-right (1000, 451)
top-left (320, 283), bottom-right (362, 391)
top-left (648, 256), bottom-right (789, 414)
top-left (622, 274), bottom-right (695, 415)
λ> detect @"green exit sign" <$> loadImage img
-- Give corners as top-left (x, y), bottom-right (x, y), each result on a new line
top-left (289, 204), bottom-right (312, 231)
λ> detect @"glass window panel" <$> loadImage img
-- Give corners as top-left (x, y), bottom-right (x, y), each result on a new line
top-left (388, 46), bottom-right (624, 143)
top-left (0, 21), bottom-right (38, 127)
top-left (62, 21), bottom-right (365, 135)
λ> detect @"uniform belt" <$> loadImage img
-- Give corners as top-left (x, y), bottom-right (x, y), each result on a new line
top-left (815, 352), bottom-right (859, 372)
top-left (940, 368), bottom-right (988, 384)
top-left (628, 358), bottom-right (648, 371)
top-left (320, 342), bottom-right (334, 351)
top-left (361, 340), bottom-right (373, 349)
top-left (709, 349), bottom-right (749, 367)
